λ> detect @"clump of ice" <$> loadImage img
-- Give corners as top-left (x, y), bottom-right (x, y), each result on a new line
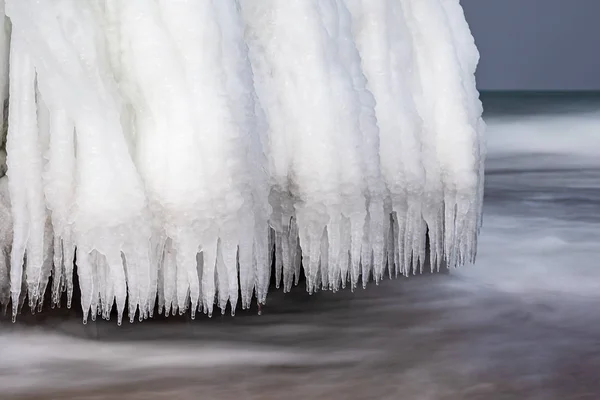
top-left (0, 0), bottom-right (484, 323)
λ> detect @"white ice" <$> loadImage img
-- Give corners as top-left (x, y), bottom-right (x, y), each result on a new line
top-left (0, 0), bottom-right (483, 323)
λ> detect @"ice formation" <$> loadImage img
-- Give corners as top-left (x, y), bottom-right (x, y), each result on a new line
top-left (0, 0), bottom-right (484, 324)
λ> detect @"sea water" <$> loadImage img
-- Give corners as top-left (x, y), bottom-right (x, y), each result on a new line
top-left (0, 92), bottom-right (599, 399)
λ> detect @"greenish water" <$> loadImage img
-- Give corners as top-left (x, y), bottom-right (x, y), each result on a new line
top-left (481, 91), bottom-right (600, 117)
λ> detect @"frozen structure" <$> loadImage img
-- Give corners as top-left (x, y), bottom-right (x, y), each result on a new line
top-left (0, 0), bottom-right (484, 324)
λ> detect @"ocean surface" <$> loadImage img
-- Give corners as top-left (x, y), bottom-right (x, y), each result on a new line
top-left (1, 91), bottom-right (600, 400)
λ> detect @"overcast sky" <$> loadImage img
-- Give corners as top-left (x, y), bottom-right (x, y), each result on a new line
top-left (461, 0), bottom-right (600, 91)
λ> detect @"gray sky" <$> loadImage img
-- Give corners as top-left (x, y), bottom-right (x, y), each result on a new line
top-left (461, 0), bottom-right (600, 91)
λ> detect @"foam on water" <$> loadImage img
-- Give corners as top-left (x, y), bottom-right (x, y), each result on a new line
top-left (456, 103), bottom-right (600, 299)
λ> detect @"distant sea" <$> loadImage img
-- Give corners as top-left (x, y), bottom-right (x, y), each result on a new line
top-left (480, 90), bottom-right (600, 117)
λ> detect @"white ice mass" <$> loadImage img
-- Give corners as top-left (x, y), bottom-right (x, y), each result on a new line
top-left (0, 0), bottom-right (484, 324)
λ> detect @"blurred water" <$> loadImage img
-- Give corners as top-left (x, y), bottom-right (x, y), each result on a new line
top-left (1, 92), bottom-right (600, 400)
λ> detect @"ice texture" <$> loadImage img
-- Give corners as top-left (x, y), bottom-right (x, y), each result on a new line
top-left (0, 0), bottom-right (484, 323)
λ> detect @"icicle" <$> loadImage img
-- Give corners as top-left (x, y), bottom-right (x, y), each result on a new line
top-left (345, 0), bottom-right (428, 276)
top-left (200, 237), bottom-right (217, 318)
top-left (238, 217), bottom-right (255, 310)
top-left (0, 176), bottom-right (11, 311)
top-left (43, 108), bottom-right (76, 308)
top-left (327, 214), bottom-right (342, 291)
top-left (6, 29), bottom-right (46, 318)
top-left (104, 252), bottom-right (125, 324)
top-left (0, 0), bottom-right (9, 157)
top-left (242, 0), bottom-right (373, 292)
top-left (439, 0), bottom-right (486, 263)
top-left (220, 233), bottom-right (238, 315)
top-left (36, 215), bottom-right (53, 312)
top-left (402, 0), bottom-right (481, 270)
top-left (162, 238), bottom-right (177, 317)
top-left (74, 248), bottom-right (91, 324)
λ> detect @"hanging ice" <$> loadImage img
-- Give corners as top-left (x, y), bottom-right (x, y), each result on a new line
top-left (0, 0), bottom-right (484, 323)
